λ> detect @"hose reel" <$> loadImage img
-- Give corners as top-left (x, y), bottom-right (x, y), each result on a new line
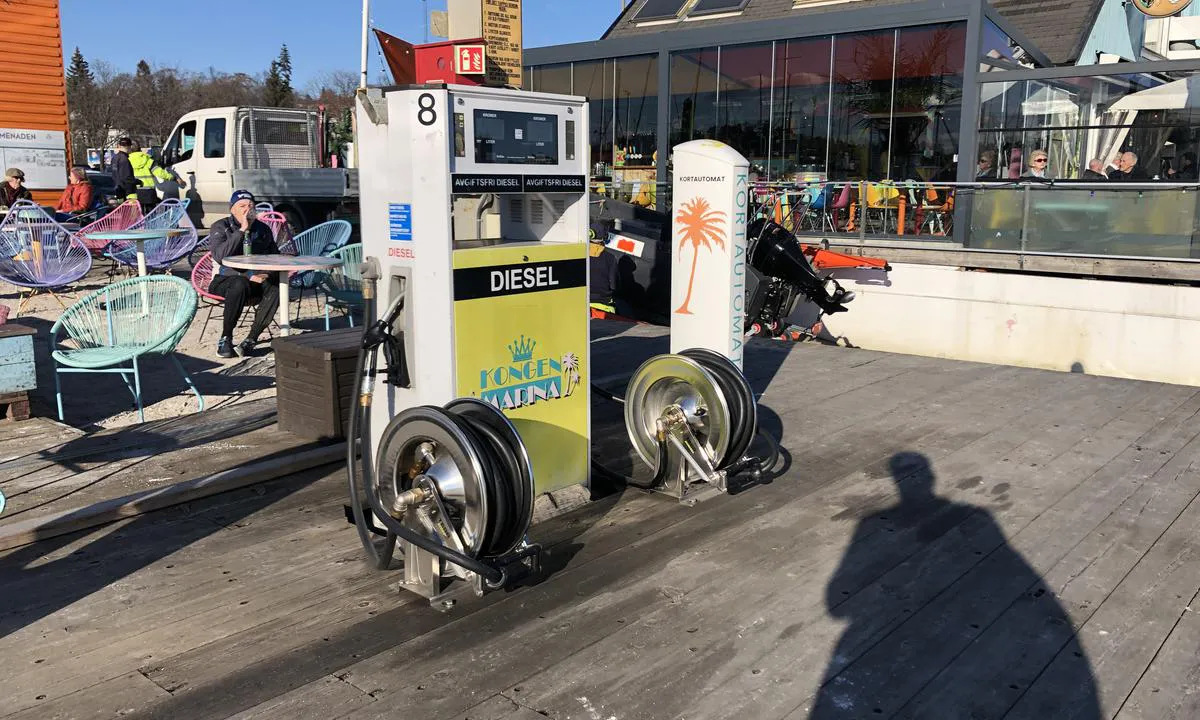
top-left (353, 395), bottom-right (539, 606)
top-left (623, 348), bottom-right (762, 505)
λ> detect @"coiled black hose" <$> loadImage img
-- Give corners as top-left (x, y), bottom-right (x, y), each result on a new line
top-left (347, 280), bottom-right (505, 585)
top-left (589, 382), bottom-right (782, 480)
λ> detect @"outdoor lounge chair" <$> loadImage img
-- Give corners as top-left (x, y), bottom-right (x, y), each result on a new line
top-left (51, 274), bottom-right (203, 423)
top-left (189, 251), bottom-right (273, 339)
top-left (321, 243), bottom-right (363, 330)
top-left (288, 219), bottom-right (352, 321)
top-left (257, 210), bottom-right (294, 253)
top-left (77, 200), bottom-right (143, 256)
top-left (105, 198), bottom-right (199, 273)
top-left (0, 200), bottom-right (93, 314)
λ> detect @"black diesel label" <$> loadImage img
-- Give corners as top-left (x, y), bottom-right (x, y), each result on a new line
top-left (454, 258), bottom-right (587, 300)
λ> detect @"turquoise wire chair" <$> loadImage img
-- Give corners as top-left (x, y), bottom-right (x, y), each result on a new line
top-left (321, 243), bottom-right (363, 330)
top-left (286, 219), bottom-right (352, 321)
top-left (51, 275), bottom-right (203, 423)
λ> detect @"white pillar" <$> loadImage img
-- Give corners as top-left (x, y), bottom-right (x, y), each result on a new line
top-left (669, 140), bottom-right (750, 370)
top-left (360, 0), bottom-right (370, 89)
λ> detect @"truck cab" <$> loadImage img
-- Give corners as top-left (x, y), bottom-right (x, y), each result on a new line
top-left (161, 106), bottom-right (357, 230)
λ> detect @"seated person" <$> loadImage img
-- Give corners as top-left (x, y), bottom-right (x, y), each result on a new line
top-left (1, 167), bottom-right (32, 208)
top-left (208, 189), bottom-right (280, 358)
top-left (54, 167), bottom-right (94, 222)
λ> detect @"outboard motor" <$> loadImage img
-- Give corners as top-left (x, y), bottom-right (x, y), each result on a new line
top-left (744, 219), bottom-right (855, 337)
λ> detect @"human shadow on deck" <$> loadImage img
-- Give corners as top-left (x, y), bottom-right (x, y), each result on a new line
top-left (810, 452), bottom-right (1100, 720)
top-left (0, 458), bottom-right (328, 640)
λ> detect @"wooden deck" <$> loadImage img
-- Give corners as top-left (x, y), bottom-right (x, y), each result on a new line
top-left (0, 397), bottom-right (332, 534)
top-left (3, 322), bottom-right (1200, 720)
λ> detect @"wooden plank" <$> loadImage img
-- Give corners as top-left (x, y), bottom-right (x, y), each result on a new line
top-left (0, 481), bottom-right (378, 715)
top-left (0, 444), bottom-right (343, 551)
top-left (893, 413), bottom-right (1200, 718)
top-left (1007, 471), bottom-right (1200, 718)
top-left (333, 366), bottom-right (1100, 720)
top-left (0, 398), bottom-right (277, 472)
top-left (774, 386), bottom-right (1200, 720)
top-left (477, 377), bottom-right (1173, 720)
top-left (221, 676), bottom-right (374, 720)
top-left (1116, 591), bottom-right (1200, 720)
top-left (445, 695), bottom-right (550, 720)
top-left (0, 672), bottom-right (168, 720)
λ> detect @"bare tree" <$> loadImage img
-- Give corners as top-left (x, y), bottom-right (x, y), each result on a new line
top-left (66, 58), bottom-right (132, 164)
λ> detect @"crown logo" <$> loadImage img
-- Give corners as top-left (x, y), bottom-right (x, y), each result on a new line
top-left (507, 335), bottom-right (536, 362)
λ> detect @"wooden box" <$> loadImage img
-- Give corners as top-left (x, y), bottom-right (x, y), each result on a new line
top-left (0, 323), bottom-right (37, 422)
top-left (272, 328), bottom-right (363, 440)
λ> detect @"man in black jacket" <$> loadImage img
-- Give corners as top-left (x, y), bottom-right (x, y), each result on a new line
top-left (109, 137), bottom-right (138, 199)
top-left (208, 189), bottom-right (280, 358)
top-left (1108, 151), bottom-right (1149, 181)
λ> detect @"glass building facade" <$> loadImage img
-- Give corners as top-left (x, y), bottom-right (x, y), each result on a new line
top-left (525, 56), bottom-right (660, 184)
top-left (527, 23), bottom-right (967, 185)
top-left (976, 70), bottom-right (1200, 182)
top-left (524, 0), bottom-right (1200, 264)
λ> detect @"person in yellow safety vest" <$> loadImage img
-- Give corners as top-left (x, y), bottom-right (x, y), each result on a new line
top-left (127, 149), bottom-right (184, 201)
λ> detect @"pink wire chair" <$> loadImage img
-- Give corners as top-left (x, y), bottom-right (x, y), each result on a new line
top-left (189, 251), bottom-right (272, 339)
top-left (77, 201), bottom-right (143, 257)
top-left (257, 210), bottom-right (294, 254)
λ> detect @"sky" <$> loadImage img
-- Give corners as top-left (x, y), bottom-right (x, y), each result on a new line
top-left (60, 0), bottom-right (623, 89)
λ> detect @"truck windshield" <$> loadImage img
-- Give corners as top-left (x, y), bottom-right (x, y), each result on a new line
top-left (163, 121), bottom-right (197, 165)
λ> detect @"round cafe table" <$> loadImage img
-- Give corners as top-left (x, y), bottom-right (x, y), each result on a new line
top-left (88, 228), bottom-right (187, 278)
top-left (220, 254), bottom-right (342, 336)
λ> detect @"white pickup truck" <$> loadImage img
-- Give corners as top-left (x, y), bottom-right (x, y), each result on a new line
top-left (160, 106), bottom-right (358, 230)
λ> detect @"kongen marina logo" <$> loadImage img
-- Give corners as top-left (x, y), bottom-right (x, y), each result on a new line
top-left (477, 335), bottom-right (581, 410)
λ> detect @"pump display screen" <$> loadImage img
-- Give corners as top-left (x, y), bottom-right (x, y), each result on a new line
top-left (473, 110), bottom-right (558, 165)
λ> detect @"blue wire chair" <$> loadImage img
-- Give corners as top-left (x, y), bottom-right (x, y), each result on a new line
top-left (287, 219), bottom-right (352, 321)
top-left (105, 198), bottom-right (198, 273)
top-left (51, 275), bottom-right (202, 423)
top-left (321, 243), bottom-right (363, 330)
top-left (0, 200), bottom-right (93, 315)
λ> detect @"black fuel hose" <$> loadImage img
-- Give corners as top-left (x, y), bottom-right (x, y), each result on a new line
top-left (347, 279), bottom-right (505, 586)
top-left (590, 383), bottom-right (625, 405)
top-left (347, 287), bottom-right (396, 570)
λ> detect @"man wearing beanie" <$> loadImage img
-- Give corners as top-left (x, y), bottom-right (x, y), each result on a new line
top-left (207, 189), bottom-right (280, 358)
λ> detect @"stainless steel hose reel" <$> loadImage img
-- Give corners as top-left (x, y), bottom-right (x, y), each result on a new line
top-left (623, 348), bottom-right (762, 505)
top-left (354, 397), bottom-right (539, 606)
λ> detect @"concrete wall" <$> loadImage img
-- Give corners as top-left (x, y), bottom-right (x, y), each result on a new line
top-left (816, 263), bottom-right (1200, 387)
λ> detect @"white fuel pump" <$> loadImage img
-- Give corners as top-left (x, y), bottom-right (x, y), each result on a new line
top-left (347, 84), bottom-right (770, 608)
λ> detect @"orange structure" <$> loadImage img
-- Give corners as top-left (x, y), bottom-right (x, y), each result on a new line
top-left (0, 0), bottom-right (69, 205)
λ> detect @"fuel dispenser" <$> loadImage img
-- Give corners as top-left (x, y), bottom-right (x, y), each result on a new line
top-left (348, 84), bottom-right (767, 607)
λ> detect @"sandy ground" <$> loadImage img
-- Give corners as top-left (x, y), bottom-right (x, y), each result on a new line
top-left (1, 260), bottom-right (355, 431)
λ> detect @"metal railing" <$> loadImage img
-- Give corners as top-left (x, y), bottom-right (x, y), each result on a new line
top-left (589, 179), bottom-right (1200, 263)
top-left (963, 181), bottom-right (1200, 261)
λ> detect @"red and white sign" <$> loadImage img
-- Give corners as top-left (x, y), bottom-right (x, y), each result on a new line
top-left (455, 45), bottom-right (486, 75)
top-left (606, 234), bottom-right (645, 258)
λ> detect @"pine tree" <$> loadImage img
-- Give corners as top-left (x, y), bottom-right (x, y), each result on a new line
top-left (264, 44), bottom-right (295, 108)
top-left (65, 47), bottom-right (94, 95)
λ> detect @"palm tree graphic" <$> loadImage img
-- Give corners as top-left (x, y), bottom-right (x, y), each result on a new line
top-left (674, 196), bottom-right (726, 315)
top-left (561, 352), bottom-right (580, 396)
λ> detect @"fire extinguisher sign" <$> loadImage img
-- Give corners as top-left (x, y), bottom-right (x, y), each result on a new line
top-left (455, 45), bottom-right (486, 75)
